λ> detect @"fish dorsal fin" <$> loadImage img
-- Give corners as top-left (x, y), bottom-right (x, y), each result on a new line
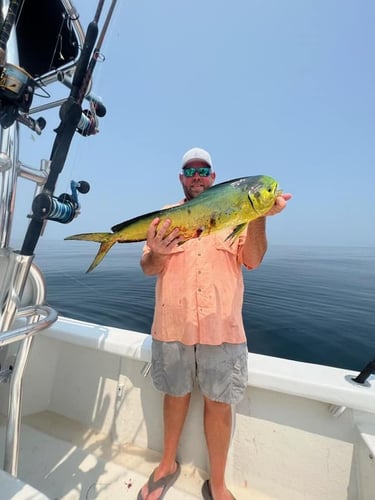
top-left (111, 208), bottom-right (163, 233)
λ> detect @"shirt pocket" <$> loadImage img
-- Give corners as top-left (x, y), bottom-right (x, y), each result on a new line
top-left (161, 243), bottom-right (185, 279)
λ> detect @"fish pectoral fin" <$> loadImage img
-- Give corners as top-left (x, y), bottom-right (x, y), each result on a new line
top-left (225, 223), bottom-right (247, 245)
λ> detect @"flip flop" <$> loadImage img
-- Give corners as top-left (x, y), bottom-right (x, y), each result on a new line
top-left (137, 461), bottom-right (181, 500)
top-left (201, 480), bottom-right (237, 500)
top-left (201, 480), bottom-right (213, 500)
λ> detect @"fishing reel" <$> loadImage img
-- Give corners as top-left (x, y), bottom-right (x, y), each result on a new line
top-left (57, 70), bottom-right (106, 137)
top-left (0, 63), bottom-right (35, 128)
top-left (76, 108), bottom-right (99, 136)
top-left (31, 180), bottom-right (90, 224)
top-left (76, 99), bottom-right (107, 136)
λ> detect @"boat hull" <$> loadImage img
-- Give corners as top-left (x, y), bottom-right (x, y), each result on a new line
top-left (1, 316), bottom-right (374, 499)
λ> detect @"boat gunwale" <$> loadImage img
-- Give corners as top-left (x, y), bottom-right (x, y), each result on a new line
top-left (39, 315), bottom-right (375, 414)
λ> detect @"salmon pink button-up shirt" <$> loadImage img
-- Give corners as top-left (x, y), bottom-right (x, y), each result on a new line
top-left (143, 223), bottom-right (249, 346)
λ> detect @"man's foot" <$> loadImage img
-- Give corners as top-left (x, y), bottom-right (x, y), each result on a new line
top-left (137, 462), bottom-right (181, 500)
top-left (201, 480), bottom-right (236, 500)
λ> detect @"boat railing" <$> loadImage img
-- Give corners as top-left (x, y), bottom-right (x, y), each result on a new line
top-left (0, 261), bottom-right (57, 475)
top-left (0, 304), bottom-right (58, 349)
top-left (0, 248), bottom-right (58, 475)
top-left (0, 0), bottom-right (93, 477)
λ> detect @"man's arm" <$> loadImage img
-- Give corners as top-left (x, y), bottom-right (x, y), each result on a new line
top-left (242, 217), bottom-right (267, 269)
top-left (140, 218), bottom-right (181, 276)
top-left (242, 193), bottom-right (292, 269)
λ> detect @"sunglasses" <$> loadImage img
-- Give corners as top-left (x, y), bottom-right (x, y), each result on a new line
top-left (182, 166), bottom-right (212, 177)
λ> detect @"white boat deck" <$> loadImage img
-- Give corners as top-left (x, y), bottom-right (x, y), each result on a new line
top-left (0, 412), bottom-right (265, 500)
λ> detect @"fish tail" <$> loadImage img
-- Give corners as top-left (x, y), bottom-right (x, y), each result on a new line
top-left (65, 232), bottom-right (112, 243)
top-left (86, 240), bottom-right (116, 273)
top-left (65, 232), bottom-right (116, 272)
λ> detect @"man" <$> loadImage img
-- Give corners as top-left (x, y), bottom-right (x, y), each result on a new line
top-left (138, 147), bottom-right (291, 500)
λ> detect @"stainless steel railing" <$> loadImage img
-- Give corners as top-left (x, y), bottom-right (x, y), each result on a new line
top-left (0, 252), bottom-right (58, 475)
top-left (0, 0), bottom-right (85, 477)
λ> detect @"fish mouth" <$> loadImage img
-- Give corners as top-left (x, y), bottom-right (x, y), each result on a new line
top-left (269, 182), bottom-right (282, 197)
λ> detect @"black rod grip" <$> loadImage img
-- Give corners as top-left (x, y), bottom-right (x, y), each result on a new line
top-left (0, 0), bottom-right (21, 54)
top-left (71, 21), bottom-right (98, 102)
top-left (352, 358), bottom-right (375, 385)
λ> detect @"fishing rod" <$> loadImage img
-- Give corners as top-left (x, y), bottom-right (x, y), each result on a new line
top-left (57, 0), bottom-right (117, 137)
top-left (45, 0), bottom-right (109, 190)
top-left (73, 0), bottom-right (117, 135)
top-left (20, 0), bottom-right (117, 256)
top-left (0, 0), bottom-right (36, 128)
top-left (76, 0), bottom-right (117, 107)
top-left (0, 0), bottom-right (23, 68)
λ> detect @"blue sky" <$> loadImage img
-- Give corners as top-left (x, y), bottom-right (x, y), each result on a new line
top-left (13, 0), bottom-right (375, 248)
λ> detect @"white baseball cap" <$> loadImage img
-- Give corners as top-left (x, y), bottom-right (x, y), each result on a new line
top-left (181, 147), bottom-right (213, 169)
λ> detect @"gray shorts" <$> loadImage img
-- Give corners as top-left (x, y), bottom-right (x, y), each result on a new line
top-left (151, 340), bottom-right (248, 404)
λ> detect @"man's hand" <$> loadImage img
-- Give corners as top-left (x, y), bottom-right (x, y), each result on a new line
top-left (266, 193), bottom-right (292, 216)
top-left (146, 217), bottom-right (181, 255)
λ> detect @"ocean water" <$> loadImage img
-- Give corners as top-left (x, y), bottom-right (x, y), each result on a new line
top-left (33, 241), bottom-right (375, 372)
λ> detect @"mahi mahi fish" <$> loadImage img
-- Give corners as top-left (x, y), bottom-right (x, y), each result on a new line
top-left (65, 175), bottom-right (280, 272)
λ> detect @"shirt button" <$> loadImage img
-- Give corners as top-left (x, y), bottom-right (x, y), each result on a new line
top-left (198, 270), bottom-right (201, 274)
top-left (198, 288), bottom-right (202, 292)
top-left (197, 253), bottom-right (201, 256)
